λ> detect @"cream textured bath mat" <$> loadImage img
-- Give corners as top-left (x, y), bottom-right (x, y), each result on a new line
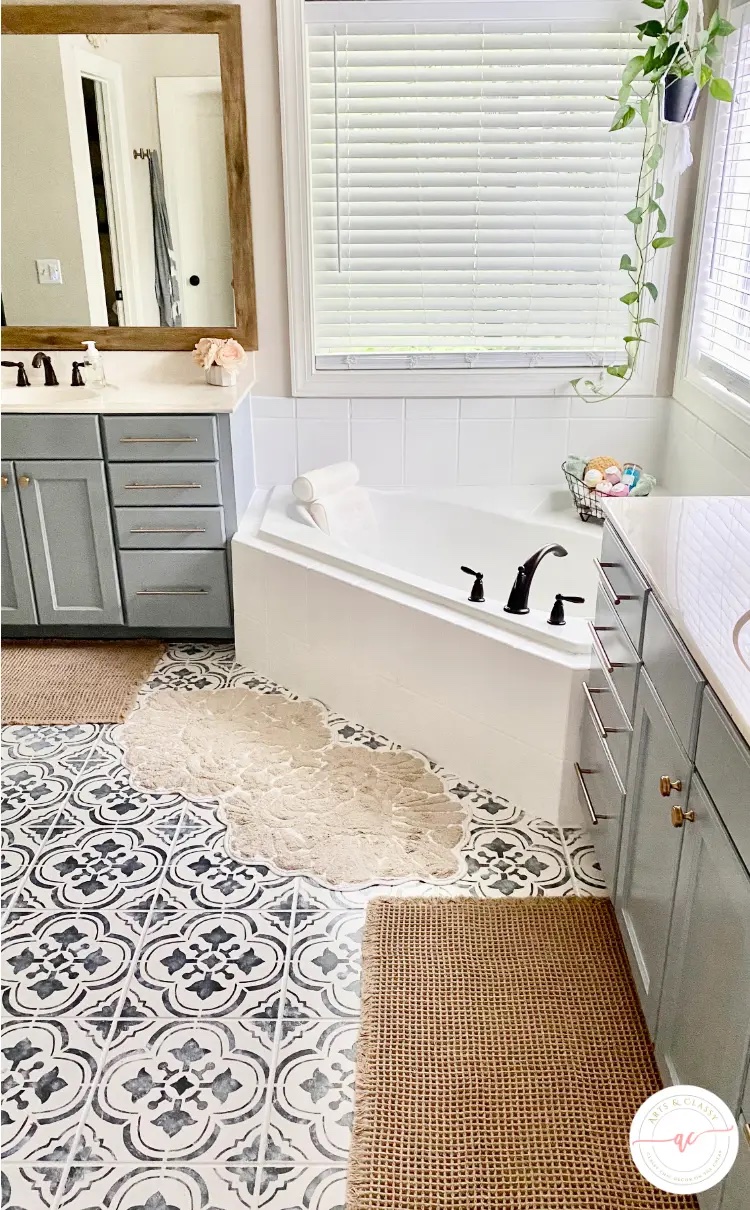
top-left (348, 898), bottom-right (696, 1210)
top-left (118, 687), bottom-right (467, 885)
top-left (1, 640), bottom-right (165, 725)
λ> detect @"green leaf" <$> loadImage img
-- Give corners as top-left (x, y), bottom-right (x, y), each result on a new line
top-left (624, 336), bottom-right (644, 343)
top-left (637, 317), bottom-right (658, 325)
top-left (611, 104), bottom-right (636, 131)
top-left (636, 19), bottom-right (664, 38)
top-left (652, 235), bottom-right (675, 248)
top-left (642, 0), bottom-right (665, 7)
top-left (652, 181), bottom-right (665, 198)
top-left (606, 365), bottom-right (630, 378)
top-left (647, 143), bottom-right (664, 169)
top-left (620, 291), bottom-right (639, 305)
top-left (639, 97), bottom-right (652, 125)
top-left (672, 0), bottom-right (689, 28)
top-left (620, 254), bottom-right (635, 270)
top-left (708, 14), bottom-right (736, 38)
top-left (618, 83), bottom-right (633, 104)
top-left (657, 207), bottom-right (667, 233)
top-left (626, 206), bottom-right (644, 224)
top-left (644, 281), bottom-right (659, 300)
top-left (700, 63), bottom-right (713, 88)
top-left (709, 77), bottom-right (734, 102)
top-left (694, 53), bottom-right (705, 87)
top-left (622, 54), bottom-right (646, 85)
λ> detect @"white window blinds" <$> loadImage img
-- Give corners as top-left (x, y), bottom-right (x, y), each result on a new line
top-left (305, 14), bottom-right (643, 369)
top-left (693, 11), bottom-right (750, 400)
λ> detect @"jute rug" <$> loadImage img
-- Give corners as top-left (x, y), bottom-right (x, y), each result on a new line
top-left (348, 898), bottom-right (696, 1210)
top-left (1, 641), bottom-right (164, 725)
top-left (119, 686), bottom-right (467, 885)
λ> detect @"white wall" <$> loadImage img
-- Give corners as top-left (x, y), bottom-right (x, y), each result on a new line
top-left (662, 397), bottom-right (750, 494)
top-left (1, 35), bottom-right (90, 325)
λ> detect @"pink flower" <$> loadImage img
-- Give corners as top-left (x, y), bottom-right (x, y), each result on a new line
top-left (215, 339), bottom-right (247, 370)
top-left (192, 338), bottom-right (222, 369)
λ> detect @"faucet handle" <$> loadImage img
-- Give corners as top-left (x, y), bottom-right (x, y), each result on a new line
top-left (548, 593), bottom-right (585, 627)
top-left (1, 360), bottom-right (30, 387)
top-left (460, 565), bottom-right (485, 603)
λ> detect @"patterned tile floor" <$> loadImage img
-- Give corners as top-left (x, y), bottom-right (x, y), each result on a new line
top-left (1, 643), bottom-right (606, 1210)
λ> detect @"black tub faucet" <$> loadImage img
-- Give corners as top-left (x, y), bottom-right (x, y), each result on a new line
top-left (31, 351), bottom-right (59, 386)
top-left (504, 543), bottom-right (568, 615)
top-left (1, 359), bottom-right (30, 386)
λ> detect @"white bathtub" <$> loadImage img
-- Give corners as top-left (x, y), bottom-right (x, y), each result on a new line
top-left (232, 485), bottom-right (602, 825)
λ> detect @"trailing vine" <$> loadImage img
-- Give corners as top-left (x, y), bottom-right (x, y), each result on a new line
top-left (572, 1), bottom-right (735, 403)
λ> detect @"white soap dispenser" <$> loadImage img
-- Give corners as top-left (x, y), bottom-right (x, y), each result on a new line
top-left (81, 340), bottom-right (106, 389)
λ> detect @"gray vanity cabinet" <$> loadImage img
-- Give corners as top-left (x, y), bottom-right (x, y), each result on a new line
top-left (616, 670), bottom-right (691, 1034)
top-left (1, 461), bottom-right (37, 625)
top-left (654, 773), bottom-right (750, 1117)
top-left (16, 460), bottom-right (122, 625)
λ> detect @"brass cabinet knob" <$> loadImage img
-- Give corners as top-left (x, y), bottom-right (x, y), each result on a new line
top-left (660, 775), bottom-right (683, 797)
top-left (1, 474), bottom-right (7, 488)
top-left (671, 805), bottom-right (696, 828)
top-left (17, 474), bottom-right (31, 487)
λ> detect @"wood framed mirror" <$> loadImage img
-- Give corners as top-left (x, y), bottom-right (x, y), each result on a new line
top-left (1, 4), bottom-right (256, 350)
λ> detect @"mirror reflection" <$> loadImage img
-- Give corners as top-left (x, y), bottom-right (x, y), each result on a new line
top-left (1, 33), bottom-right (234, 328)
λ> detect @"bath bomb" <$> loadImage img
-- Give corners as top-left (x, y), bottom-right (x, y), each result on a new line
top-left (609, 481), bottom-right (630, 497)
top-left (595, 481), bottom-right (612, 495)
top-left (604, 465), bottom-right (621, 485)
top-left (583, 468), bottom-right (603, 488)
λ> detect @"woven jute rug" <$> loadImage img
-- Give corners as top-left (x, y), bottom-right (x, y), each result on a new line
top-left (118, 686), bottom-right (467, 885)
top-left (1, 641), bottom-right (164, 725)
top-left (349, 898), bottom-right (696, 1210)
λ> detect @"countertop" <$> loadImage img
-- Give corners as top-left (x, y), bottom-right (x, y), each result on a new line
top-left (604, 495), bottom-right (750, 745)
top-left (0, 369), bottom-right (254, 415)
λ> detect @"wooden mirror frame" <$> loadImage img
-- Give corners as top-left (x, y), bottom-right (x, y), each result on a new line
top-left (1, 3), bottom-right (257, 350)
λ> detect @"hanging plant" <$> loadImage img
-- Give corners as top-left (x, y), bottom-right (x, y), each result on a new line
top-left (572, 2), bottom-right (735, 403)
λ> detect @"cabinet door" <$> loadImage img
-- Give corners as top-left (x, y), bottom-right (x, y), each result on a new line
top-left (616, 671), bottom-right (691, 1034)
top-left (1, 461), bottom-right (37, 625)
top-left (655, 775), bottom-right (750, 1114)
top-left (718, 1113), bottom-right (750, 1210)
top-left (17, 461), bottom-right (122, 626)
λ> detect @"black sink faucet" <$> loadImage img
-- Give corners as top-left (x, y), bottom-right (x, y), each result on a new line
top-left (504, 543), bottom-right (568, 615)
top-left (1, 359), bottom-right (30, 386)
top-left (31, 351), bottom-right (59, 386)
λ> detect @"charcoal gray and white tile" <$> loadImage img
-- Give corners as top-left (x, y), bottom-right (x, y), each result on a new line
top-left (1, 641), bottom-right (601, 1208)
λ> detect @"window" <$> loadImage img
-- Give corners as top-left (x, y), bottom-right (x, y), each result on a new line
top-left (278, 1), bottom-right (658, 394)
top-left (678, 1), bottom-right (750, 411)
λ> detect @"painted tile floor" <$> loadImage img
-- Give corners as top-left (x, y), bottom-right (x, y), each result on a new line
top-left (1, 643), bottom-right (606, 1210)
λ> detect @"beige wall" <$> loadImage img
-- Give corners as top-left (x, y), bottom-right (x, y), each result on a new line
top-left (5, 0), bottom-right (291, 396)
top-left (1, 34), bottom-right (91, 325)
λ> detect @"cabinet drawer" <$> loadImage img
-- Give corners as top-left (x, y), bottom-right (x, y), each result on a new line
top-left (696, 689), bottom-right (750, 871)
top-left (596, 525), bottom-right (649, 653)
top-left (582, 673), bottom-right (632, 786)
top-left (1, 413), bottom-right (101, 459)
top-left (589, 588), bottom-right (641, 722)
top-left (642, 596), bottom-right (704, 758)
top-left (108, 462), bottom-right (221, 507)
top-left (115, 507), bottom-right (226, 550)
top-left (120, 551), bottom-right (230, 629)
top-left (103, 415), bottom-right (218, 461)
top-left (576, 707), bottom-right (626, 895)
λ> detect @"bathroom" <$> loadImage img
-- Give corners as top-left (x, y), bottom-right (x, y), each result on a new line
top-left (1, 0), bottom-right (749, 1208)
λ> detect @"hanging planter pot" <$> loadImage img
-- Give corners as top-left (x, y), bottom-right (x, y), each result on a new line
top-left (662, 74), bottom-right (700, 123)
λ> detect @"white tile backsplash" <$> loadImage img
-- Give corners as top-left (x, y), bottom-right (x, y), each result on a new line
top-left (250, 394), bottom-right (672, 489)
top-left (661, 398), bottom-right (750, 494)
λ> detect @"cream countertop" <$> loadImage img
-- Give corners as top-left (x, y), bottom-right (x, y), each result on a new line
top-left (604, 495), bottom-right (750, 745)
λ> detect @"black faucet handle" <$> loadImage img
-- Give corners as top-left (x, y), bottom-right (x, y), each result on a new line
top-left (71, 361), bottom-right (86, 387)
top-left (1, 359), bottom-right (30, 387)
top-left (548, 593), bottom-right (585, 627)
top-left (460, 565), bottom-right (485, 603)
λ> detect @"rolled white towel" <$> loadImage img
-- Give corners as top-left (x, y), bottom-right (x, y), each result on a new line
top-left (292, 461), bottom-right (359, 504)
top-left (306, 486), bottom-right (375, 537)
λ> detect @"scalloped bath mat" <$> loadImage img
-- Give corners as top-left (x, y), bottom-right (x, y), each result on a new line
top-left (118, 687), bottom-right (467, 885)
top-left (1, 640), bottom-right (165, 725)
top-left (348, 897), bottom-right (696, 1210)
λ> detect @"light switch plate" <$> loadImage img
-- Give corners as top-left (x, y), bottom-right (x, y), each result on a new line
top-left (36, 258), bottom-right (63, 284)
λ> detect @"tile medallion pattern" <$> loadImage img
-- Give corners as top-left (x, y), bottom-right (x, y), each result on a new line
top-left (1, 641), bottom-right (603, 1208)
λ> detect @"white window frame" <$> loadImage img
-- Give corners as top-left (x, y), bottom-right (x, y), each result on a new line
top-left (674, 0), bottom-right (750, 433)
top-left (277, 0), bottom-right (672, 397)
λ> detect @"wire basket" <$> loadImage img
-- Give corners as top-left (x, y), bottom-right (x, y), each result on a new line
top-left (562, 460), bottom-right (605, 524)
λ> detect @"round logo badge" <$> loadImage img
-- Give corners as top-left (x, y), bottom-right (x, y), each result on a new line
top-left (630, 1085), bottom-right (738, 1194)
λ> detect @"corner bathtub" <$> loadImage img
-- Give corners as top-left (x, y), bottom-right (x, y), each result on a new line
top-left (232, 486), bottom-right (603, 825)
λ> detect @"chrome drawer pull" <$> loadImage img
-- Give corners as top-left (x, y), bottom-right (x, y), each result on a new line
top-left (135, 588), bottom-right (210, 596)
top-left (574, 762), bottom-right (599, 826)
top-left (119, 436), bottom-right (198, 444)
top-left (124, 483), bottom-right (202, 490)
top-left (582, 682), bottom-right (632, 739)
top-left (589, 623), bottom-right (615, 674)
top-left (594, 558), bottom-right (637, 607)
top-left (130, 527), bottom-right (207, 535)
